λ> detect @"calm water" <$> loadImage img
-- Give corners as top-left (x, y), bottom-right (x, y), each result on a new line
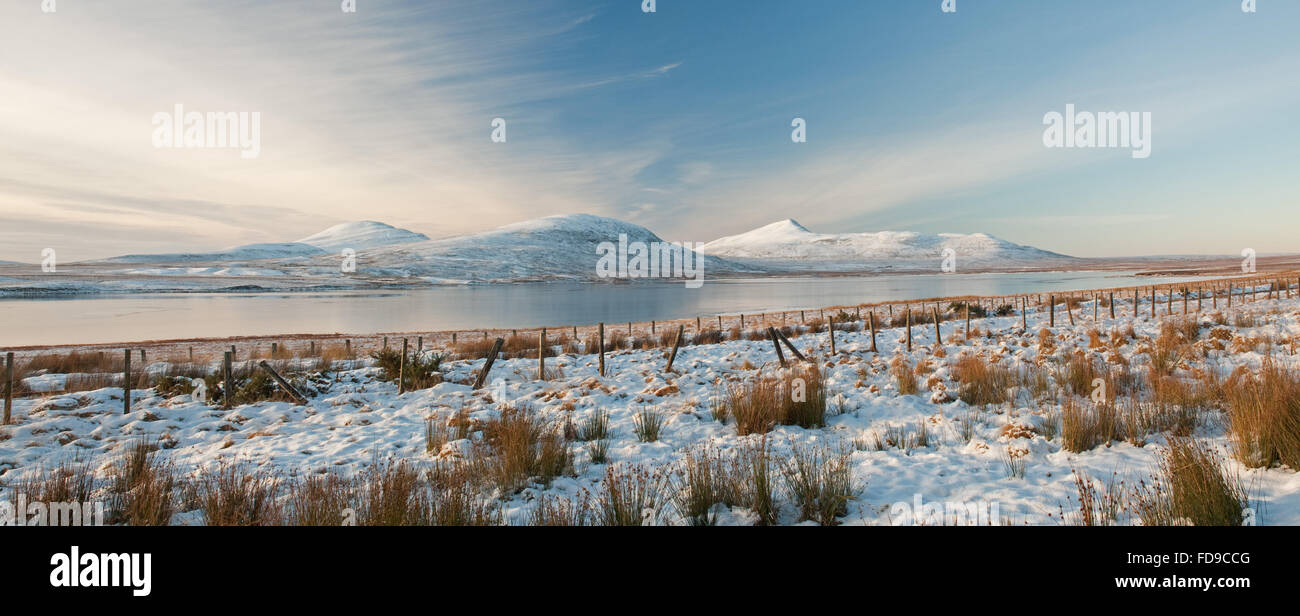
top-left (0, 271), bottom-right (1218, 346)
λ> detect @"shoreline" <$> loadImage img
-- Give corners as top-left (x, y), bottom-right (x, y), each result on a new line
top-left (4, 269), bottom-right (1296, 357)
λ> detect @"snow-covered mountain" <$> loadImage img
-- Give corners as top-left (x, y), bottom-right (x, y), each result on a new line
top-left (2, 214), bottom-right (1085, 295)
top-left (102, 242), bottom-right (327, 263)
top-left (349, 213), bottom-right (744, 283)
top-left (699, 219), bottom-right (1076, 270)
top-left (296, 221), bottom-right (429, 251)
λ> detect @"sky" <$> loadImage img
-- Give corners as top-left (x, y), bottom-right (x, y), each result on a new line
top-left (0, 0), bottom-right (1297, 262)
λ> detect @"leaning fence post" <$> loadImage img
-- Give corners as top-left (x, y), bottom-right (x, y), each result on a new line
top-left (774, 328), bottom-right (809, 362)
top-left (258, 361), bottom-right (307, 404)
top-left (4, 351), bottom-right (13, 424)
top-left (931, 305), bottom-right (941, 346)
top-left (472, 338), bottom-right (505, 390)
top-left (598, 322), bottom-right (606, 377)
top-left (665, 325), bottom-right (684, 372)
top-left (767, 327), bottom-right (787, 368)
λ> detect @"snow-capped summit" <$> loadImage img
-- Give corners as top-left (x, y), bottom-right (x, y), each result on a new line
top-left (699, 219), bottom-right (1074, 269)
top-left (356, 213), bottom-right (745, 282)
top-left (296, 221), bottom-right (429, 251)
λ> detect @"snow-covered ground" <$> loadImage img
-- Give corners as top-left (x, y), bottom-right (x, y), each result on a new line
top-left (3, 291), bottom-right (1299, 526)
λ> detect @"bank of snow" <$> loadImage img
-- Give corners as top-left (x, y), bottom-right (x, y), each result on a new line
top-left (3, 294), bottom-right (1299, 525)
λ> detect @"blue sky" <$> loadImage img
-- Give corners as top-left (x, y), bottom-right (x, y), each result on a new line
top-left (1, 0), bottom-right (1297, 261)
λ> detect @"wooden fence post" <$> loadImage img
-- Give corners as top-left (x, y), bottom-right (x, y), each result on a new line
top-left (828, 316), bottom-right (836, 354)
top-left (538, 329), bottom-right (546, 381)
top-left (223, 351), bottom-right (233, 409)
top-left (1020, 297), bottom-right (1027, 330)
top-left (399, 338), bottom-right (408, 394)
top-left (258, 361), bottom-right (307, 404)
top-left (665, 325), bottom-right (684, 372)
top-left (4, 351), bottom-right (12, 424)
top-left (1109, 292), bottom-right (1115, 319)
top-left (931, 305), bottom-right (941, 346)
top-left (1049, 294), bottom-right (1055, 327)
top-left (906, 308), bottom-right (913, 352)
top-left (1066, 297), bottom-right (1075, 326)
top-left (472, 338), bottom-right (505, 390)
top-left (768, 327), bottom-right (787, 368)
top-left (1227, 284), bottom-right (1233, 308)
top-left (773, 328), bottom-right (809, 362)
top-left (869, 310), bottom-right (878, 353)
top-left (123, 349), bottom-right (132, 414)
top-left (598, 323), bottom-right (606, 377)
top-left (1093, 293), bottom-right (1098, 321)
top-left (964, 302), bottom-right (971, 340)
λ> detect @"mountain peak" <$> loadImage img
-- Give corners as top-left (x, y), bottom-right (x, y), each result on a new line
top-left (296, 221), bottom-right (429, 251)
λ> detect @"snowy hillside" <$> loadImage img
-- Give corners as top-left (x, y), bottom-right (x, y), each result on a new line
top-left (350, 213), bottom-right (746, 283)
top-left (101, 242), bottom-right (326, 263)
top-left (700, 219), bottom-right (1078, 271)
top-left (296, 221), bottom-right (430, 251)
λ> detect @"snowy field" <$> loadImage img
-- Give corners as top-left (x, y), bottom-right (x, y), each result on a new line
top-left (3, 291), bottom-right (1300, 526)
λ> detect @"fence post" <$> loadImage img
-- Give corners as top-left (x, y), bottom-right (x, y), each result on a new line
top-left (399, 338), bottom-right (408, 394)
top-left (472, 338), bottom-right (505, 390)
top-left (1049, 294), bottom-right (1055, 327)
top-left (598, 322), bottom-right (606, 377)
top-left (828, 316), bottom-right (836, 354)
top-left (4, 351), bottom-right (12, 424)
top-left (123, 349), bottom-right (131, 414)
top-left (906, 307), bottom-right (913, 352)
top-left (931, 305), bottom-right (941, 346)
top-left (666, 325), bottom-right (684, 372)
top-left (768, 327), bottom-right (787, 368)
top-left (869, 310), bottom-right (878, 353)
top-left (223, 351), bottom-right (233, 409)
top-left (538, 329), bottom-right (546, 381)
top-left (258, 361), bottom-right (307, 404)
top-left (1109, 292), bottom-right (1115, 319)
top-left (964, 302), bottom-right (970, 340)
